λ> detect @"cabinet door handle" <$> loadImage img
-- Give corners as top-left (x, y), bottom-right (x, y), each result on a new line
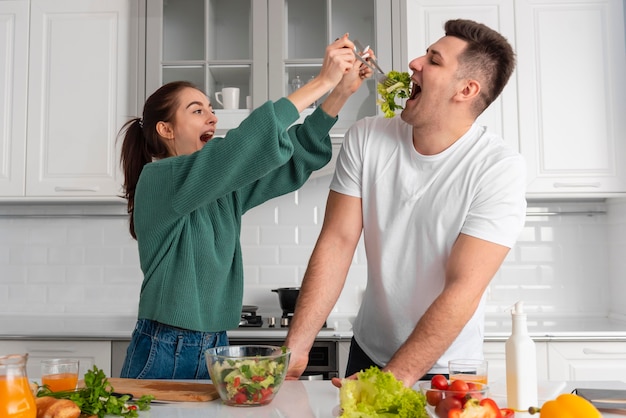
top-left (26, 348), bottom-right (76, 353)
top-left (552, 182), bottom-right (601, 188)
top-left (582, 348), bottom-right (626, 355)
top-left (54, 186), bottom-right (100, 192)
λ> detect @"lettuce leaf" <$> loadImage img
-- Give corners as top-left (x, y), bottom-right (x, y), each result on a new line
top-left (339, 366), bottom-right (428, 418)
top-left (376, 71), bottom-right (411, 118)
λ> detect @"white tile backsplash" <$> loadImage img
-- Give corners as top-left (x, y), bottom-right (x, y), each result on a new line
top-left (0, 186), bottom-right (624, 321)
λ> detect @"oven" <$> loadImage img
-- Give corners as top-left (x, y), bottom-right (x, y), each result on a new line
top-left (227, 336), bottom-right (339, 380)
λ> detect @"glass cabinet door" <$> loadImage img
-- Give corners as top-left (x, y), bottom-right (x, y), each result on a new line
top-left (146, 0), bottom-right (268, 130)
top-left (268, 0), bottom-right (392, 131)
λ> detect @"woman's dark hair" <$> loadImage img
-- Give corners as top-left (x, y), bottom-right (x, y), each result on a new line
top-left (444, 19), bottom-right (516, 116)
top-left (118, 81), bottom-right (199, 239)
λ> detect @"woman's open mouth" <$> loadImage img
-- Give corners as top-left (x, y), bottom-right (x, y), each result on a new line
top-left (200, 132), bottom-right (214, 143)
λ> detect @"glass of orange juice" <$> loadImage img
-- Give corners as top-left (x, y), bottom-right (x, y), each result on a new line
top-left (41, 359), bottom-right (79, 392)
top-left (448, 359), bottom-right (488, 384)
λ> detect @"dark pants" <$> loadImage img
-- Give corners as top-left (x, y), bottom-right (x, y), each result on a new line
top-left (345, 337), bottom-right (448, 381)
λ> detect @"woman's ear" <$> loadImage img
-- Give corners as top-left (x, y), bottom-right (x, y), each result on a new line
top-left (156, 121), bottom-right (174, 140)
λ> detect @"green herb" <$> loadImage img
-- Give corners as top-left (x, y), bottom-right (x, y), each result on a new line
top-left (377, 71), bottom-right (412, 118)
top-left (37, 365), bottom-right (154, 418)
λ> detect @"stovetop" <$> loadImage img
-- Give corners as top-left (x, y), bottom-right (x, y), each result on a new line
top-left (238, 314), bottom-right (332, 330)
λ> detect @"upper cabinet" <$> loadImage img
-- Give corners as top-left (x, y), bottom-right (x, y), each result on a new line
top-left (0, 0), bottom-right (140, 199)
top-left (0, 0), bottom-right (28, 196)
top-left (515, 0), bottom-right (626, 197)
top-left (145, 0), bottom-right (396, 136)
top-left (401, 0), bottom-right (626, 197)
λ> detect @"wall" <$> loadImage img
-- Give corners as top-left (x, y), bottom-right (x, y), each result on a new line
top-left (0, 179), bottom-right (624, 321)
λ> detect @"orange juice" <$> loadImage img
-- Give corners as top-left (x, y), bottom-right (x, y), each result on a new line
top-left (41, 372), bottom-right (78, 392)
top-left (0, 375), bottom-right (36, 418)
top-left (450, 373), bottom-right (488, 384)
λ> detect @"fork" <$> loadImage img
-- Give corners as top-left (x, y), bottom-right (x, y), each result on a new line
top-left (353, 39), bottom-right (394, 86)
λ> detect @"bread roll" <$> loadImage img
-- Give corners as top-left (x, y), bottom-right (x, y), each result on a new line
top-left (36, 396), bottom-right (81, 418)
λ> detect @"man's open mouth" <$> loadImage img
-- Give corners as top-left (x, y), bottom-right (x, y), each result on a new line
top-left (410, 83), bottom-right (421, 100)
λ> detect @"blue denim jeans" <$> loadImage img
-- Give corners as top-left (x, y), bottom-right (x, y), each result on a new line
top-left (120, 319), bottom-right (229, 379)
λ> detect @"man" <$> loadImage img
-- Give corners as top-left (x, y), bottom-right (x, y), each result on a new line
top-left (284, 19), bottom-right (527, 387)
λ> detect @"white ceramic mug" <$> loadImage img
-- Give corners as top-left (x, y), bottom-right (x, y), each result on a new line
top-left (215, 87), bottom-right (240, 110)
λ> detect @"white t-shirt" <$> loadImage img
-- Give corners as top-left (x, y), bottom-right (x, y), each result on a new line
top-left (330, 116), bottom-right (527, 374)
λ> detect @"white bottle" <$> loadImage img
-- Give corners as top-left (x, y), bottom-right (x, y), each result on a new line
top-left (505, 301), bottom-right (538, 411)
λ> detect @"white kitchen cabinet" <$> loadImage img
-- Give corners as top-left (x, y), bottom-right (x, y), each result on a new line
top-left (145, 0), bottom-right (396, 136)
top-left (516, 0), bottom-right (626, 196)
top-left (21, 0), bottom-right (140, 198)
top-left (0, 0), bottom-right (140, 199)
top-left (0, 340), bottom-right (111, 380)
top-left (0, 0), bottom-right (28, 196)
top-left (547, 341), bottom-right (626, 381)
top-left (400, 0), bottom-right (520, 151)
top-left (483, 341), bottom-right (549, 382)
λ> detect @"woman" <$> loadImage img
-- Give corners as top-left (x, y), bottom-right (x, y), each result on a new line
top-left (118, 35), bottom-right (372, 379)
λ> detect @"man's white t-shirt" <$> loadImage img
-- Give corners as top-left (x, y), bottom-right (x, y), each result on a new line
top-left (330, 116), bottom-right (527, 374)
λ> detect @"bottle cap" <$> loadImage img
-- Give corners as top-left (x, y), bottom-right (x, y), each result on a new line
top-left (508, 301), bottom-right (527, 318)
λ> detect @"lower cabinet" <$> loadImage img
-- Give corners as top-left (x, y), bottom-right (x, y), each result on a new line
top-left (547, 341), bottom-right (626, 381)
top-left (0, 340), bottom-right (111, 380)
top-left (484, 340), bottom-right (626, 382)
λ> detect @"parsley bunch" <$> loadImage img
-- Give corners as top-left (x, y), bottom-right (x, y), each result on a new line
top-left (37, 366), bottom-right (154, 417)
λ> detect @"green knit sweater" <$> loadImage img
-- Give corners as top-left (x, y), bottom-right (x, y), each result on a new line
top-left (132, 98), bottom-right (335, 332)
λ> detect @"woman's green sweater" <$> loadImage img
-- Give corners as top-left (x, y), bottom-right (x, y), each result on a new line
top-left (133, 98), bottom-right (335, 332)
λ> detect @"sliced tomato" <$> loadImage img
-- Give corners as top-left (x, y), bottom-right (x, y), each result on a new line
top-left (500, 408), bottom-right (515, 418)
top-left (251, 375), bottom-right (265, 382)
top-left (233, 392), bottom-right (247, 404)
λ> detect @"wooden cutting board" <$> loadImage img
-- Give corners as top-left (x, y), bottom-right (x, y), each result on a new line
top-left (104, 378), bottom-right (220, 402)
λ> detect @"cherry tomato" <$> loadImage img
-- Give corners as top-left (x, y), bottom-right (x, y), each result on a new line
top-left (449, 379), bottom-right (470, 400)
top-left (426, 389), bottom-right (443, 406)
top-left (467, 382), bottom-right (484, 401)
top-left (434, 396), bottom-right (462, 418)
top-left (431, 374), bottom-right (449, 390)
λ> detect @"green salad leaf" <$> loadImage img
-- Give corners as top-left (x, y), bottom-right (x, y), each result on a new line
top-left (339, 366), bottom-right (427, 418)
top-left (377, 71), bottom-right (411, 118)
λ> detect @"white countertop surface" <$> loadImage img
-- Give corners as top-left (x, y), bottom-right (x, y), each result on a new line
top-left (0, 313), bottom-right (625, 341)
top-left (138, 380), bottom-right (626, 418)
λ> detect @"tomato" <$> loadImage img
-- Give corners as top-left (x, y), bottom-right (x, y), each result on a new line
top-left (500, 408), bottom-right (515, 417)
top-left (233, 392), bottom-right (247, 404)
top-left (467, 382), bottom-right (484, 401)
top-left (251, 375), bottom-right (265, 382)
top-left (449, 379), bottom-right (470, 400)
top-left (233, 376), bottom-right (241, 388)
top-left (435, 396), bottom-right (462, 418)
top-left (426, 389), bottom-right (443, 406)
top-left (431, 374), bottom-right (449, 390)
top-left (260, 388), bottom-right (273, 402)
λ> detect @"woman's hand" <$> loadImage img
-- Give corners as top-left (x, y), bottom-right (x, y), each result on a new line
top-left (286, 34), bottom-right (356, 112)
top-left (319, 43), bottom-right (376, 117)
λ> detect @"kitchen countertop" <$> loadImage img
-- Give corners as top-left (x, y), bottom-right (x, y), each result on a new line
top-left (138, 380), bottom-right (626, 417)
top-left (0, 313), bottom-right (625, 341)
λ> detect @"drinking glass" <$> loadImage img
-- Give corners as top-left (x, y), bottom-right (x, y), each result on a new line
top-left (41, 359), bottom-right (79, 392)
top-left (448, 359), bottom-right (488, 384)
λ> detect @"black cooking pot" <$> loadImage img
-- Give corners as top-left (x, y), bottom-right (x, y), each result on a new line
top-left (271, 287), bottom-right (300, 315)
